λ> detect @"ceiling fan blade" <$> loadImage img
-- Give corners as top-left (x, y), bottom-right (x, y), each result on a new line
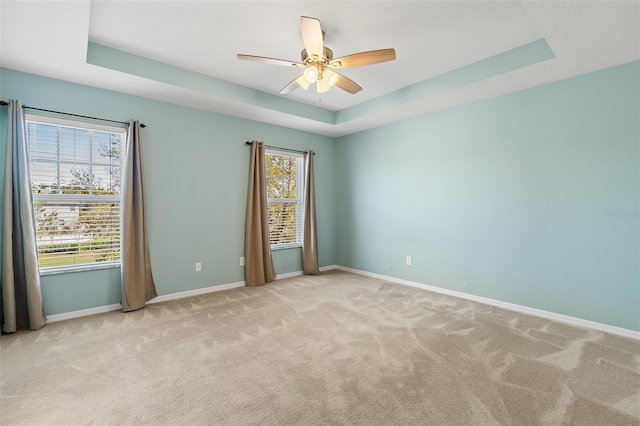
top-left (329, 48), bottom-right (396, 69)
top-left (334, 72), bottom-right (362, 94)
top-left (280, 74), bottom-right (310, 94)
top-left (300, 16), bottom-right (324, 58)
top-left (237, 54), bottom-right (303, 68)
top-left (280, 78), bottom-right (300, 95)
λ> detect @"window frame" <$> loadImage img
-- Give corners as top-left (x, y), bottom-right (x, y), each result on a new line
top-left (25, 113), bottom-right (127, 275)
top-left (264, 148), bottom-right (305, 250)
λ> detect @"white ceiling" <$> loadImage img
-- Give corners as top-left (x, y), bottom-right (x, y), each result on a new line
top-left (1, 1), bottom-right (639, 137)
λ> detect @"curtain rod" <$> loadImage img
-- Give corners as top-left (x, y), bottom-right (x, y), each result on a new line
top-left (0, 100), bottom-right (146, 128)
top-left (245, 141), bottom-right (314, 155)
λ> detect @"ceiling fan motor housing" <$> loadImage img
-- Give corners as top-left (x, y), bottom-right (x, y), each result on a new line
top-left (302, 47), bottom-right (334, 64)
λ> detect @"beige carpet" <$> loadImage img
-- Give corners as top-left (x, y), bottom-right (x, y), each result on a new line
top-left (1, 270), bottom-right (639, 425)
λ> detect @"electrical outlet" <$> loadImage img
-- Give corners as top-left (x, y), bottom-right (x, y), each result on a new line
top-left (240, 257), bottom-right (245, 266)
top-left (406, 256), bottom-right (412, 266)
top-left (195, 262), bottom-right (202, 272)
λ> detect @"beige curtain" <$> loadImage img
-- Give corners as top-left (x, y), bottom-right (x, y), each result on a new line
top-left (245, 141), bottom-right (275, 286)
top-left (121, 120), bottom-right (157, 312)
top-left (302, 151), bottom-right (320, 275)
top-left (1, 100), bottom-right (47, 332)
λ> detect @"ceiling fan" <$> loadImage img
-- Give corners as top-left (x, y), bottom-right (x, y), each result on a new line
top-left (237, 16), bottom-right (396, 95)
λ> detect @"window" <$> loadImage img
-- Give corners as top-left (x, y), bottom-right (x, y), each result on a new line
top-left (265, 149), bottom-right (304, 248)
top-left (26, 115), bottom-right (126, 271)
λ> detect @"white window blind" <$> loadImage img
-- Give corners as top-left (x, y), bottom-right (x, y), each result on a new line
top-left (265, 149), bottom-right (304, 248)
top-left (26, 115), bottom-right (126, 271)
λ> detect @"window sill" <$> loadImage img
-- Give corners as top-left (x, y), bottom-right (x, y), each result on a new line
top-left (39, 261), bottom-right (121, 276)
top-left (271, 244), bottom-right (302, 251)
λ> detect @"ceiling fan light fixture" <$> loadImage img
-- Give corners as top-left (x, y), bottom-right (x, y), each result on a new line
top-left (304, 65), bottom-right (319, 83)
top-left (324, 69), bottom-right (339, 87)
top-left (317, 78), bottom-right (330, 93)
top-left (238, 16), bottom-right (395, 96)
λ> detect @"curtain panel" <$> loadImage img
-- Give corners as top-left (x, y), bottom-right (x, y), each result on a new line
top-left (1, 99), bottom-right (47, 332)
top-left (302, 151), bottom-right (320, 275)
top-left (245, 141), bottom-right (275, 286)
top-left (121, 120), bottom-right (157, 311)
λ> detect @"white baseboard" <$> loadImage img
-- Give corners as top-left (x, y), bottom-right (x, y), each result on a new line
top-left (46, 265), bottom-right (637, 340)
top-left (47, 282), bottom-right (246, 323)
top-left (276, 265), bottom-right (337, 280)
top-left (275, 271), bottom-right (303, 280)
top-left (46, 265), bottom-right (339, 323)
top-left (47, 304), bottom-right (122, 323)
top-left (149, 281), bottom-right (246, 304)
top-left (320, 265), bottom-right (338, 272)
top-left (335, 266), bottom-right (640, 341)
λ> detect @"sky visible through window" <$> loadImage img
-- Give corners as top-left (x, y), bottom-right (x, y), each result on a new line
top-left (28, 122), bottom-right (121, 195)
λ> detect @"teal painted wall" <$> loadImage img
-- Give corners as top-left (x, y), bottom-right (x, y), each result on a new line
top-left (335, 61), bottom-right (640, 331)
top-left (2, 62), bottom-right (639, 332)
top-left (0, 69), bottom-right (336, 315)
